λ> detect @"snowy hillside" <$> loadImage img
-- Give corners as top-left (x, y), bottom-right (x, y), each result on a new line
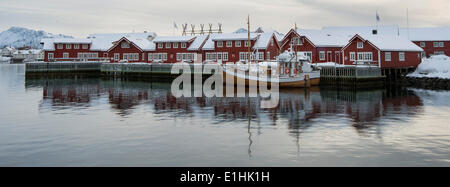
top-left (0, 27), bottom-right (72, 49)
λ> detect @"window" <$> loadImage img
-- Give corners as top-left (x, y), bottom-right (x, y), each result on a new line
top-left (420, 42), bottom-right (425, 47)
top-left (217, 41), bottom-right (223, 47)
top-left (439, 42), bottom-right (444, 47)
top-left (148, 53), bottom-right (153, 61)
top-left (181, 43), bottom-right (186, 48)
top-left (57, 44), bottom-right (63, 49)
top-left (267, 52), bottom-right (270, 60)
top-left (48, 53), bottom-right (54, 59)
top-left (240, 52), bottom-right (246, 61)
top-left (385, 52), bottom-right (391, 61)
top-left (223, 52), bottom-right (228, 61)
top-left (158, 43), bottom-right (163, 49)
top-left (166, 43), bottom-right (171, 49)
top-left (177, 53), bottom-right (181, 61)
top-left (356, 52), bottom-right (373, 61)
top-left (292, 37), bottom-right (302, 45)
top-left (258, 52), bottom-right (264, 60)
top-left (120, 42), bottom-right (130, 48)
top-left (357, 52), bottom-right (364, 60)
top-left (114, 53), bottom-right (119, 60)
top-left (319, 51), bottom-right (325, 60)
top-left (142, 53), bottom-right (145, 60)
top-left (270, 39), bottom-right (274, 46)
top-left (74, 44), bottom-right (79, 49)
top-left (66, 44), bottom-right (71, 49)
top-left (235, 41), bottom-right (241, 47)
top-left (433, 42), bottom-right (444, 47)
top-left (434, 51), bottom-right (445, 55)
top-left (399, 52), bottom-right (405, 61)
top-left (173, 43), bottom-right (178, 48)
top-left (82, 44), bottom-right (88, 49)
top-left (163, 53), bottom-right (167, 61)
top-left (350, 52), bottom-right (355, 61)
top-left (226, 41), bottom-right (232, 47)
top-left (357, 42), bottom-right (363, 49)
top-left (244, 41), bottom-right (249, 47)
top-left (63, 53), bottom-right (69, 59)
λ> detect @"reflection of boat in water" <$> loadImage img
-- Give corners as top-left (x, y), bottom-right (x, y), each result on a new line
top-left (222, 51), bottom-right (320, 88)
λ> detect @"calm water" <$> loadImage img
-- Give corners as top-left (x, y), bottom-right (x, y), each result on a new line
top-left (0, 64), bottom-right (449, 166)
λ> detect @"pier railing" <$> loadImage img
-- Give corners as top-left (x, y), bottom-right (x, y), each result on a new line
top-left (320, 66), bottom-right (384, 87)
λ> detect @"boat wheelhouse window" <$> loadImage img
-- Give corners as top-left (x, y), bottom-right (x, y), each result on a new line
top-left (357, 42), bottom-right (363, 49)
top-left (385, 52), bottom-right (391, 62)
top-left (399, 52), bottom-right (405, 61)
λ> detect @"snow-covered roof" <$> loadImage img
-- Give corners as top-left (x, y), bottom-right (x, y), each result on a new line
top-left (399, 27), bottom-right (450, 41)
top-left (13, 49), bottom-right (42, 55)
top-left (152, 36), bottom-right (196, 43)
top-left (297, 29), bottom-right (350, 47)
top-left (124, 36), bottom-right (155, 51)
top-left (353, 34), bottom-right (423, 52)
top-left (88, 32), bottom-right (156, 51)
top-left (253, 32), bottom-right (275, 50)
top-left (187, 35), bottom-right (208, 51)
top-left (321, 25), bottom-right (400, 37)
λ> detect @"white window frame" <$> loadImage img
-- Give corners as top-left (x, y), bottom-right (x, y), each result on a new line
top-left (148, 53), bottom-right (153, 61)
top-left (48, 53), bottom-right (54, 59)
top-left (420, 42), bottom-right (425, 47)
top-left (357, 42), bottom-right (363, 49)
top-left (181, 43), bottom-right (186, 48)
top-left (217, 41), bottom-right (223, 48)
top-left (158, 43), bottom-right (163, 49)
top-left (121, 42), bottom-right (130, 49)
top-left (439, 42), bottom-right (444, 47)
top-left (63, 52), bottom-right (69, 59)
top-left (57, 44), bottom-right (63, 49)
top-left (235, 41), bottom-right (241, 47)
top-left (244, 41), bottom-right (249, 47)
top-left (66, 44), bottom-right (71, 49)
top-left (223, 52), bottom-right (228, 61)
top-left (82, 44), bottom-right (88, 49)
top-left (385, 52), bottom-right (391, 62)
top-left (267, 52), bottom-right (270, 60)
top-left (74, 44), bottom-right (79, 49)
top-left (258, 52), bottom-right (264, 60)
top-left (319, 51), bottom-right (325, 61)
top-left (114, 53), bottom-right (119, 60)
top-left (165, 43), bottom-right (171, 49)
top-left (399, 52), bottom-right (405, 61)
top-left (350, 52), bottom-right (355, 61)
top-left (226, 41), bottom-right (232, 47)
top-left (173, 43), bottom-right (178, 48)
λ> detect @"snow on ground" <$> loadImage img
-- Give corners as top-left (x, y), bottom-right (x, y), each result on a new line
top-left (408, 55), bottom-right (450, 79)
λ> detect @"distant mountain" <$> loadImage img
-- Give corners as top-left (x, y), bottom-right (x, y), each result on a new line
top-left (0, 27), bottom-right (72, 49)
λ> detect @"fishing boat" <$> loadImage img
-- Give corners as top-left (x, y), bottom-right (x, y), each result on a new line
top-left (221, 16), bottom-right (320, 88)
top-left (221, 50), bottom-right (320, 88)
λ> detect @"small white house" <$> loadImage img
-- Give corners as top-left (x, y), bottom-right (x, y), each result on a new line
top-left (12, 49), bottom-right (42, 61)
top-left (1, 47), bottom-right (16, 56)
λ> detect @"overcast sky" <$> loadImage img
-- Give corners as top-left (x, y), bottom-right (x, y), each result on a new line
top-left (1, 0), bottom-right (449, 37)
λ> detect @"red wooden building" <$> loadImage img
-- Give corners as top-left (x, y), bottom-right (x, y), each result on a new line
top-left (42, 38), bottom-right (97, 62)
top-left (280, 29), bottom-right (347, 64)
top-left (150, 35), bottom-right (208, 63)
top-left (341, 34), bottom-right (423, 68)
top-left (400, 27), bottom-right (450, 57)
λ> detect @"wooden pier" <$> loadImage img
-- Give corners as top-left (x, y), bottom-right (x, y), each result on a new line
top-left (319, 66), bottom-right (385, 87)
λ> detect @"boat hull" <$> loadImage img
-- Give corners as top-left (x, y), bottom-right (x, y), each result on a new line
top-left (222, 69), bottom-right (320, 88)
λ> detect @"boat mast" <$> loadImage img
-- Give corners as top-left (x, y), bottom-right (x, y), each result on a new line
top-left (247, 14), bottom-right (251, 68)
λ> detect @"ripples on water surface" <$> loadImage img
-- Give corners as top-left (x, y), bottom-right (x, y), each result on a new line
top-left (0, 64), bottom-right (449, 166)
